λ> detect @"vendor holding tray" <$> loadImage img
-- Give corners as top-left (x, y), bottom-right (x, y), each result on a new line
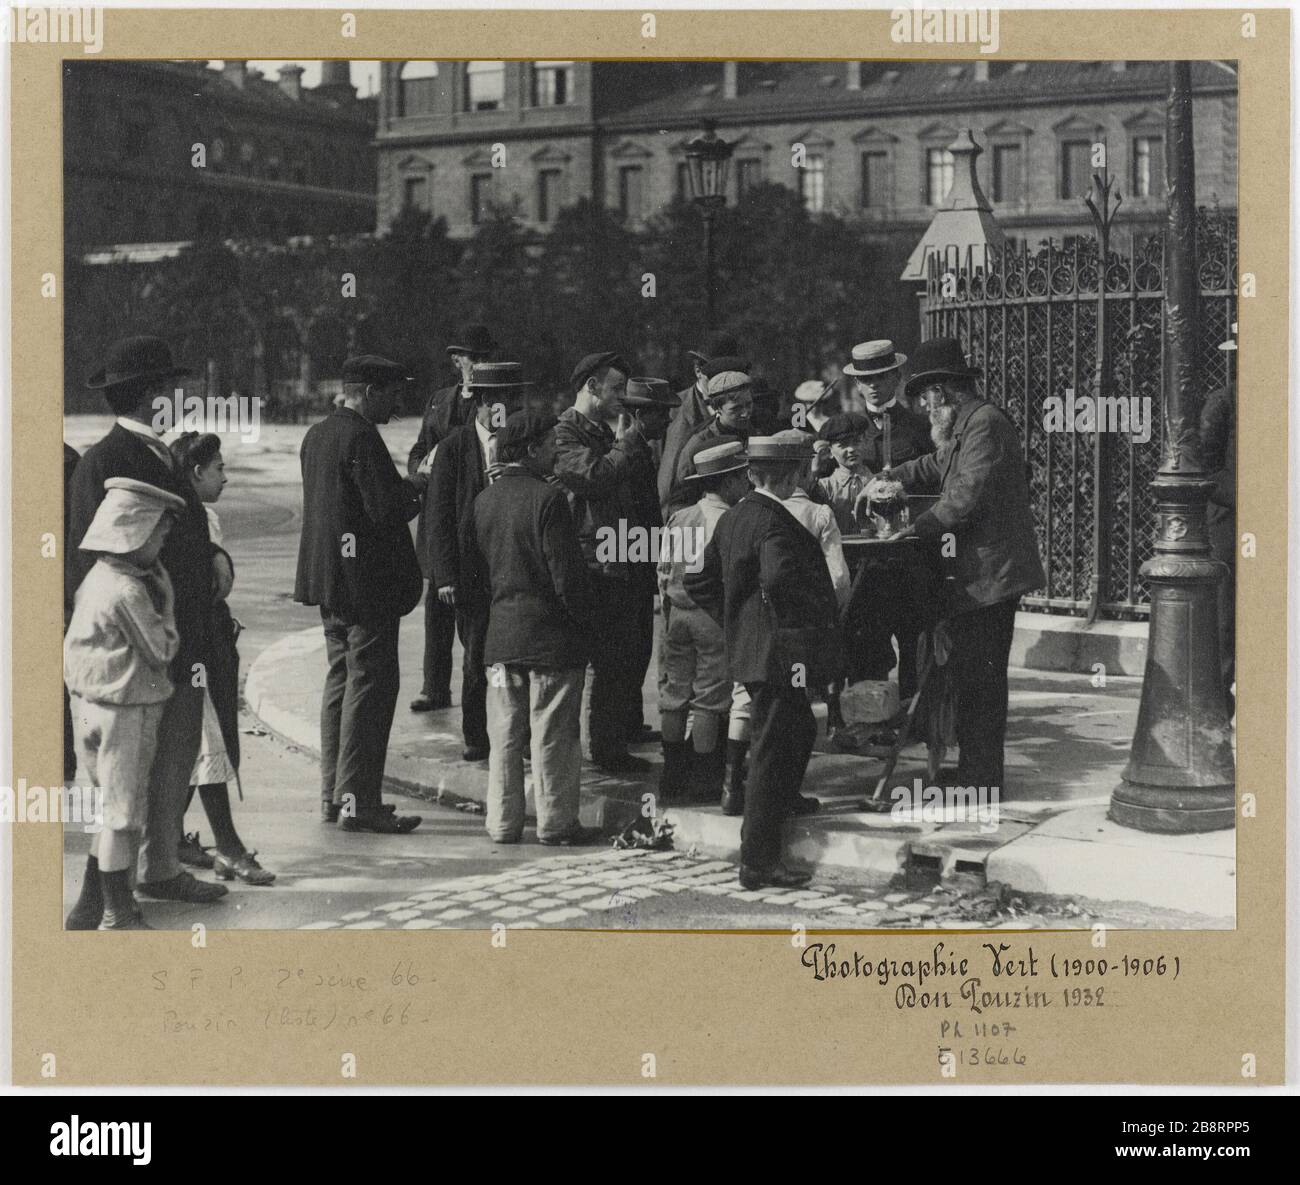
top-left (854, 338), bottom-right (1045, 797)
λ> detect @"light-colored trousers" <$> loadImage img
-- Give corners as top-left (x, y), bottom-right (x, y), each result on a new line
top-left (486, 665), bottom-right (584, 843)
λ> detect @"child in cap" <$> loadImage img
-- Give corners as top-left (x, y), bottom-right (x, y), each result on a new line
top-left (64, 477), bottom-right (185, 930)
top-left (817, 413), bottom-right (874, 535)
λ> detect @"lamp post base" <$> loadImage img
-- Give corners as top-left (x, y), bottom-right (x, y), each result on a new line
top-left (1108, 783), bottom-right (1235, 834)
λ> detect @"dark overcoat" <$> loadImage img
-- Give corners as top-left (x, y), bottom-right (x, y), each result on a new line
top-left (67, 423), bottom-right (216, 681)
top-left (463, 467), bottom-right (595, 669)
top-left (409, 382), bottom-right (475, 576)
top-left (293, 407), bottom-right (423, 623)
top-left (894, 399), bottom-right (1045, 612)
top-left (427, 421), bottom-right (489, 596)
top-left (657, 381), bottom-right (708, 507)
top-left (684, 490), bottom-right (840, 686)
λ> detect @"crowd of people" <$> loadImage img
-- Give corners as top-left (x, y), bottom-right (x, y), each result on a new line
top-left (64, 321), bottom-right (1056, 925)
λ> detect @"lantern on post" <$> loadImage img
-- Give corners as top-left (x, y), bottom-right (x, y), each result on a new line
top-left (683, 119), bottom-right (736, 330)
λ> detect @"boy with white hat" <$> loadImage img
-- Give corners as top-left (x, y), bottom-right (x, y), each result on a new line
top-left (64, 477), bottom-right (186, 930)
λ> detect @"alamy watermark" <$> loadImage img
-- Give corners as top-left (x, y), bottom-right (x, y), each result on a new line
top-left (1042, 388), bottom-right (1153, 445)
top-left (1, 781), bottom-right (103, 831)
top-left (890, 3), bottom-right (999, 54)
top-left (1, 7), bottom-right (103, 52)
top-left (152, 389), bottom-right (262, 443)
top-left (891, 777), bottom-right (1000, 833)
top-left (594, 519), bottom-right (707, 572)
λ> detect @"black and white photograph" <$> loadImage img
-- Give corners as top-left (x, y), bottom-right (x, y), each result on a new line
top-left (59, 53), bottom-right (1239, 936)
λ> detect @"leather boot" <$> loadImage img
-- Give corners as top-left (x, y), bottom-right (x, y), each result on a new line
top-left (658, 740), bottom-right (692, 804)
top-left (688, 743), bottom-right (727, 804)
top-left (721, 739), bottom-right (749, 816)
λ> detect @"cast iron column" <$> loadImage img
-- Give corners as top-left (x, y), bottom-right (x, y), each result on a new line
top-left (1109, 62), bottom-right (1235, 833)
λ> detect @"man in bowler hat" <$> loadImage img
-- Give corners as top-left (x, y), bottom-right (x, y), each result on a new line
top-left (407, 324), bottom-right (497, 714)
top-left (862, 337), bottom-right (1045, 793)
top-left (295, 354), bottom-right (425, 833)
top-left (554, 351), bottom-right (656, 773)
top-left (427, 362), bottom-right (534, 762)
top-left (67, 336), bottom-right (230, 905)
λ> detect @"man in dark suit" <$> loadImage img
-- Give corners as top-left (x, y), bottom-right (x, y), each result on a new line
top-left (427, 362), bottom-right (532, 762)
top-left (657, 331), bottom-right (743, 510)
top-left (461, 410), bottom-right (601, 845)
top-left (554, 351), bottom-right (655, 773)
top-left (685, 433), bottom-right (841, 890)
top-left (407, 324), bottom-right (497, 714)
top-left (868, 337), bottom-right (1046, 794)
top-left (841, 340), bottom-right (937, 702)
top-left (66, 336), bottom-right (228, 910)
top-left (295, 354), bottom-right (426, 834)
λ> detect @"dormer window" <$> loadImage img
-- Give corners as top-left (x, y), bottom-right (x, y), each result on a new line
top-left (465, 61), bottom-right (505, 112)
top-left (532, 61), bottom-right (573, 107)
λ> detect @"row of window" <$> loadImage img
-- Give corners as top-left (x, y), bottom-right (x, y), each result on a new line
top-left (397, 60), bottom-right (574, 117)
top-left (399, 133), bottom-right (1167, 226)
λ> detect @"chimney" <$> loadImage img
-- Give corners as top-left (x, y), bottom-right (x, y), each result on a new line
top-left (973, 61), bottom-right (990, 83)
top-left (723, 61), bottom-right (738, 100)
top-left (847, 62), bottom-right (862, 90)
top-left (221, 59), bottom-right (247, 90)
top-left (318, 60), bottom-right (357, 100)
top-left (277, 64), bottom-right (304, 101)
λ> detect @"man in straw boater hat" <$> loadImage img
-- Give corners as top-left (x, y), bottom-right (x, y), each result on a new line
top-left (842, 339), bottom-right (934, 472)
top-left (428, 361), bottom-right (535, 763)
top-left (295, 354), bottom-right (426, 834)
top-left (685, 433), bottom-right (842, 889)
top-left (656, 439), bottom-right (751, 804)
top-left (858, 337), bottom-right (1045, 795)
top-left (408, 324), bottom-right (498, 714)
top-left (68, 336), bottom-right (229, 907)
top-left (461, 410), bottom-right (602, 845)
top-left (554, 350), bottom-right (657, 773)
top-left (65, 477), bottom-right (188, 929)
top-left (657, 330), bottom-right (746, 509)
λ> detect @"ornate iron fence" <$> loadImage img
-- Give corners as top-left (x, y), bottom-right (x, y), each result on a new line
top-left (921, 221), bottom-right (1236, 619)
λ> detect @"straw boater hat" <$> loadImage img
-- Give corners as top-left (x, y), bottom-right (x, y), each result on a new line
top-left (843, 339), bottom-right (907, 378)
top-left (748, 430), bottom-right (814, 462)
top-left (623, 377), bottom-right (678, 408)
top-left (686, 440), bottom-right (750, 481)
top-left (79, 477), bottom-right (187, 554)
top-left (791, 379), bottom-right (837, 412)
top-left (469, 361), bottom-right (532, 390)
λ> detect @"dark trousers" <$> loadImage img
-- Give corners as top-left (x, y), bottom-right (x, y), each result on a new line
top-left (587, 570), bottom-right (640, 760)
top-left (421, 582), bottom-right (457, 699)
top-left (946, 598), bottom-right (1018, 790)
top-left (741, 681), bottom-right (818, 873)
top-left (622, 582), bottom-right (656, 736)
top-left (854, 559), bottom-right (924, 700)
top-left (456, 606), bottom-right (489, 750)
top-left (320, 610), bottom-right (401, 815)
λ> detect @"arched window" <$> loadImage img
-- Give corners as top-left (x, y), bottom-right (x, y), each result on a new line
top-left (464, 61), bottom-right (504, 111)
top-left (398, 60), bottom-right (439, 116)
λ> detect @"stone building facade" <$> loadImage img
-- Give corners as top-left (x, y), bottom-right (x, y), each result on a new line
top-left (63, 59), bottom-right (377, 252)
top-left (375, 59), bottom-right (1237, 245)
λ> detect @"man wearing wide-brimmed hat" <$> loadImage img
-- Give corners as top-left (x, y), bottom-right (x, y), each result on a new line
top-left (843, 339), bottom-right (934, 471)
top-left (407, 324), bottom-right (498, 714)
top-left (554, 350), bottom-right (656, 773)
top-left (296, 354), bottom-right (426, 834)
top-left (426, 361), bottom-right (535, 763)
top-left (862, 337), bottom-right (1045, 794)
top-left (657, 330), bottom-right (745, 508)
top-left (68, 335), bottom-right (230, 907)
top-left (684, 433), bottom-right (841, 889)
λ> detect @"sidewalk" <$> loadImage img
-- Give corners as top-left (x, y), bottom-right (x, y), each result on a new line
top-left (245, 617), bottom-right (1235, 923)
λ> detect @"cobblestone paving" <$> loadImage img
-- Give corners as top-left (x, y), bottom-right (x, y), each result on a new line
top-left (301, 847), bottom-right (1091, 931)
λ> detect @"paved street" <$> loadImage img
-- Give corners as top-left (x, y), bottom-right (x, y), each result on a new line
top-left (62, 417), bottom-right (1226, 932)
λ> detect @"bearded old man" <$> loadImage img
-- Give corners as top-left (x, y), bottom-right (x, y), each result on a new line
top-left (861, 338), bottom-right (1044, 794)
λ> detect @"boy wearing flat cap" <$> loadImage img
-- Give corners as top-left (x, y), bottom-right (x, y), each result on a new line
top-left (670, 362), bottom-right (754, 502)
top-left (461, 411), bottom-right (600, 845)
top-left (658, 330), bottom-right (745, 507)
top-left (554, 350), bottom-right (656, 773)
top-left (295, 354), bottom-right (426, 834)
top-left (684, 434), bottom-right (841, 890)
top-left (65, 478), bottom-right (186, 929)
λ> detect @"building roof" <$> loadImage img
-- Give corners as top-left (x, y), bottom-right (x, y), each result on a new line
top-left (597, 59), bottom-right (1237, 129)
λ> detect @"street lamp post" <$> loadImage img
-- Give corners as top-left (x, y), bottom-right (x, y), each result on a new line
top-left (1108, 61), bottom-right (1236, 833)
top-left (684, 119), bottom-right (735, 330)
